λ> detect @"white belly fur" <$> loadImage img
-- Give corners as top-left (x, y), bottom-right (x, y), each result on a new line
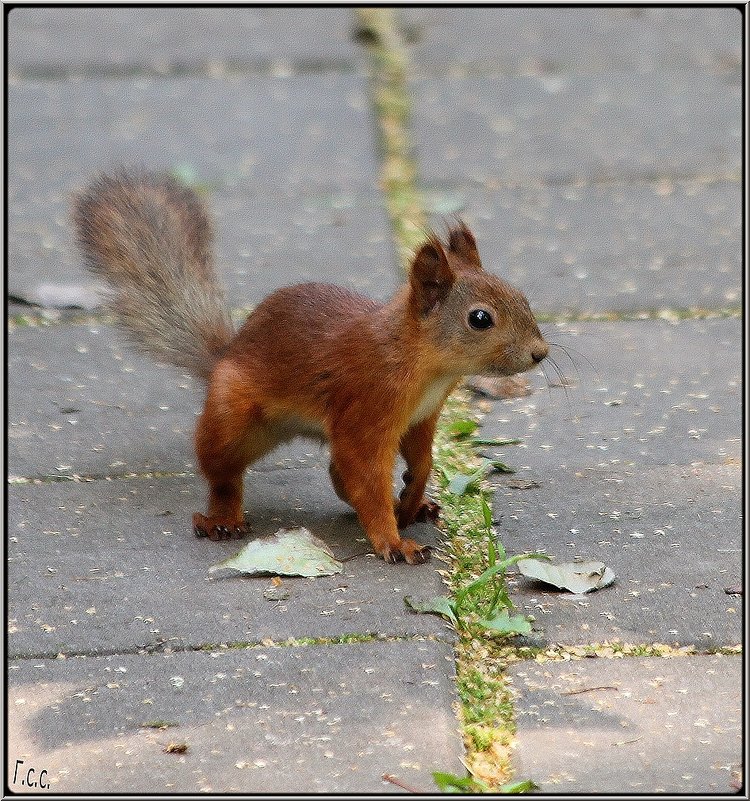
top-left (409, 376), bottom-right (456, 426)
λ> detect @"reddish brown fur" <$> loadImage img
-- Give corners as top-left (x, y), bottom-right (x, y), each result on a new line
top-left (74, 171), bottom-right (548, 564)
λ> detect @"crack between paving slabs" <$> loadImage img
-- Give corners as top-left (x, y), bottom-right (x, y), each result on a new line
top-left (8, 632), bottom-right (457, 663)
top-left (8, 463), bottom-right (322, 486)
top-left (356, 7), bottom-right (529, 791)
top-left (9, 305), bottom-right (742, 333)
top-left (9, 58), bottom-right (361, 83)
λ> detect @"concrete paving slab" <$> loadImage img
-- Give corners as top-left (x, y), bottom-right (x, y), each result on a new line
top-left (208, 190), bottom-right (397, 306)
top-left (498, 463), bottom-right (741, 647)
top-left (7, 474), bottom-right (451, 659)
top-left (8, 71), bottom-right (396, 308)
top-left (427, 181), bottom-right (740, 316)
top-left (482, 319), bottom-right (741, 470)
top-left (7, 304), bottom-right (395, 477)
top-left (8, 322), bottom-right (203, 478)
top-left (411, 71), bottom-right (740, 186)
top-left (9, 185), bottom-right (397, 310)
top-left (8, 7), bottom-right (362, 75)
top-left (402, 7), bottom-right (741, 76)
top-left (7, 640), bottom-right (463, 793)
top-left (473, 320), bottom-right (742, 646)
top-left (508, 654), bottom-right (742, 793)
top-left (8, 73), bottom-right (378, 193)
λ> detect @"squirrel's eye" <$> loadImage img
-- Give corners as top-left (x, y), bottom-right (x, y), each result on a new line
top-left (468, 308), bottom-right (494, 330)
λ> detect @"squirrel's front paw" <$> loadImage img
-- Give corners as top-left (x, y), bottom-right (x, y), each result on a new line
top-left (193, 513), bottom-right (249, 541)
top-left (380, 538), bottom-right (432, 565)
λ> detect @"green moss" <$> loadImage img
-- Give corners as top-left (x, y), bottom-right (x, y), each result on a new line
top-left (195, 633), bottom-right (399, 653)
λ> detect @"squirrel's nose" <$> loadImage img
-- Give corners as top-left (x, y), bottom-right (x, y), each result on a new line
top-left (531, 342), bottom-right (549, 363)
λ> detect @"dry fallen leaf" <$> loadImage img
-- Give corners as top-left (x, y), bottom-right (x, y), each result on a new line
top-left (465, 374), bottom-right (531, 399)
top-left (209, 527), bottom-right (342, 578)
top-left (505, 478), bottom-right (541, 490)
top-left (517, 559), bottom-right (616, 594)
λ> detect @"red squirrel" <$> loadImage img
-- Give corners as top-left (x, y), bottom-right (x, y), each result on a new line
top-left (74, 170), bottom-right (548, 564)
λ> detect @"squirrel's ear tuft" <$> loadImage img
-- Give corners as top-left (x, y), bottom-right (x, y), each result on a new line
top-left (448, 220), bottom-right (482, 270)
top-left (409, 237), bottom-right (455, 316)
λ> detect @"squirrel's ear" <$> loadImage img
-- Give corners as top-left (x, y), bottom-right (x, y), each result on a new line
top-left (409, 237), bottom-right (455, 316)
top-left (448, 221), bottom-right (482, 269)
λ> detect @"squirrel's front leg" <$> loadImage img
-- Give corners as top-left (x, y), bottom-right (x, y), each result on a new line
top-left (396, 413), bottom-right (441, 529)
top-left (329, 438), bottom-right (430, 565)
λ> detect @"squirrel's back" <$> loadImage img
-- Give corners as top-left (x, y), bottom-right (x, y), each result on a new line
top-left (73, 170), bottom-right (234, 380)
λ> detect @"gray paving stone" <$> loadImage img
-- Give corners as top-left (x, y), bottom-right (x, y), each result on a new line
top-left (8, 7), bottom-right (362, 75)
top-left (476, 320), bottom-right (742, 646)
top-left (8, 74), bottom-right (378, 193)
top-left (486, 319), bottom-right (741, 470)
top-left (10, 309), bottom-right (419, 477)
top-left (412, 71), bottom-right (740, 186)
top-left (7, 640), bottom-right (463, 793)
top-left (8, 322), bottom-right (203, 477)
top-left (9, 185), bottom-right (396, 311)
top-left (211, 191), bottom-right (397, 306)
top-left (427, 180), bottom-right (741, 315)
top-left (499, 463), bottom-right (741, 647)
top-left (7, 474), bottom-right (451, 659)
top-left (403, 7), bottom-right (741, 76)
top-left (8, 73), bottom-right (396, 309)
top-left (508, 655), bottom-right (742, 793)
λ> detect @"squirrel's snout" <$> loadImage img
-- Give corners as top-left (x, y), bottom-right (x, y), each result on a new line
top-left (531, 341), bottom-right (549, 364)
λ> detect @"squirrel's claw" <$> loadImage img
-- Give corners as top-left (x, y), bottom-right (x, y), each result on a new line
top-left (382, 539), bottom-right (432, 565)
top-left (193, 513), bottom-right (248, 541)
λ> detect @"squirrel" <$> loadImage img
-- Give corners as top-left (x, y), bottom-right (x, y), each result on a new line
top-left (73, 170), bottom-right (548, 564)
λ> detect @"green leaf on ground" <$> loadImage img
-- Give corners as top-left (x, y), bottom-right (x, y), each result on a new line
top-left (433, 771), bottom-right (488, 793)
top-left (169, 163), bottom-right (216, 193)
top-left (481, 497), bottom-right (494, 530)
top-left (425, 191), bottom-right (466, 215)
top-left (477, 609), bottom-right (532, 635)
top-left (499, 778), bottom-right (539, 793)
top-left (446, 462), bottom-right (488, 495)
top-left (517, 558), bottom-right (616, 594)
top-left (457, 553), bottom-right (551, 601)
top-left (446, 459), bottom-right (518, 495)
top-left (404, 595), bottom-right (458, 624)
top-left (208, 527), bottom-right (342, 578)
top-left (448, 418), bottom-right (480, 437)
top-left (171, 163), bottom-right (200, 185)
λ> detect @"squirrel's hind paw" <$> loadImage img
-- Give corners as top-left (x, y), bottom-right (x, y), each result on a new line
top-left (396, 496), bottom-right (441, 529)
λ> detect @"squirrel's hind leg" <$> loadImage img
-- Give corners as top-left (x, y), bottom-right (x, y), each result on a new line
top-left (328, 460), bottom-right (352, 506)
top-left (193, 374), bottom-right (279, 541)
top-left (194, 424), bottom-right (279, 541)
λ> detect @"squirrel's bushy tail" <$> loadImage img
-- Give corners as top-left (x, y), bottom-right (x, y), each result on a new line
top-left (74, 169), bottom-right (234, 381)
